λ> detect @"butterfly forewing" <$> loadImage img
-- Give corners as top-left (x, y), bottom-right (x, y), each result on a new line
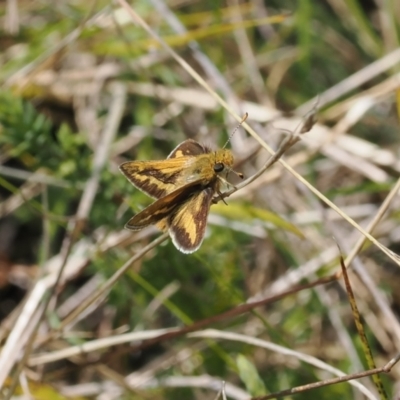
top-left (125, 182), bottom-right (202, 230)
top-left (120, 158), bottom-right (192, 199)
top-left (119, 139), bottom-right (210, 199)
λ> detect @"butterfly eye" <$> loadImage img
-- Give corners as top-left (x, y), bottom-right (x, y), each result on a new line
top-left (214, 163), bottom-right (224, 172)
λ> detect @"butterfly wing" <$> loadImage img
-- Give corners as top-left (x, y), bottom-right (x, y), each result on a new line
top-left (125, 182), bottom-right (202, 230)
top-left (168, 187), bottom-right (214, 253)
top-left (120, 140), bottom-right (208, 199)
top-left (168, 139), bottom-right (208, 159)
top-left (119, 158), bottom-right (193, 199)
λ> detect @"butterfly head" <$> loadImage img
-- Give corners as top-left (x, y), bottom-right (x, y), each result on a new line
top-left (213, 149), bottom-right (234, 174)
top-left (213, 113), bottom-right (247, 179)
top-left (213, 148), bottom-right (244, 181)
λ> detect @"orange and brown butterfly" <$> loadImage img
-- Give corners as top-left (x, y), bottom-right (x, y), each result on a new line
top-left (119, 116), bottom-right (246, 253)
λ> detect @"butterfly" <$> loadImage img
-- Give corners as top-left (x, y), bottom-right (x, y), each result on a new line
top-left (119, 139), bottom-right (242, 253)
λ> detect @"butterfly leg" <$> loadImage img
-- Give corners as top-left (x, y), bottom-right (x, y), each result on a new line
top-left (213, 188), bottom-right (228, 205)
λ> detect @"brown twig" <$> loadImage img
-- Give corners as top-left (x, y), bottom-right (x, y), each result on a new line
top-left (127, 273), bottom-right (340, 355)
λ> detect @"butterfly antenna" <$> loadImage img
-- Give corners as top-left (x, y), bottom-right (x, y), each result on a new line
top-left (227, 167), bottom-right (244, 179)
top-left (222, 113), bottom-right (248, 149)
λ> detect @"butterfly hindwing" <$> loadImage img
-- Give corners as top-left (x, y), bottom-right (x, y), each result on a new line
top-left (168, 187), bottom-right (214, 253)
top-left (168, 139), bottom-right (208, 159)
